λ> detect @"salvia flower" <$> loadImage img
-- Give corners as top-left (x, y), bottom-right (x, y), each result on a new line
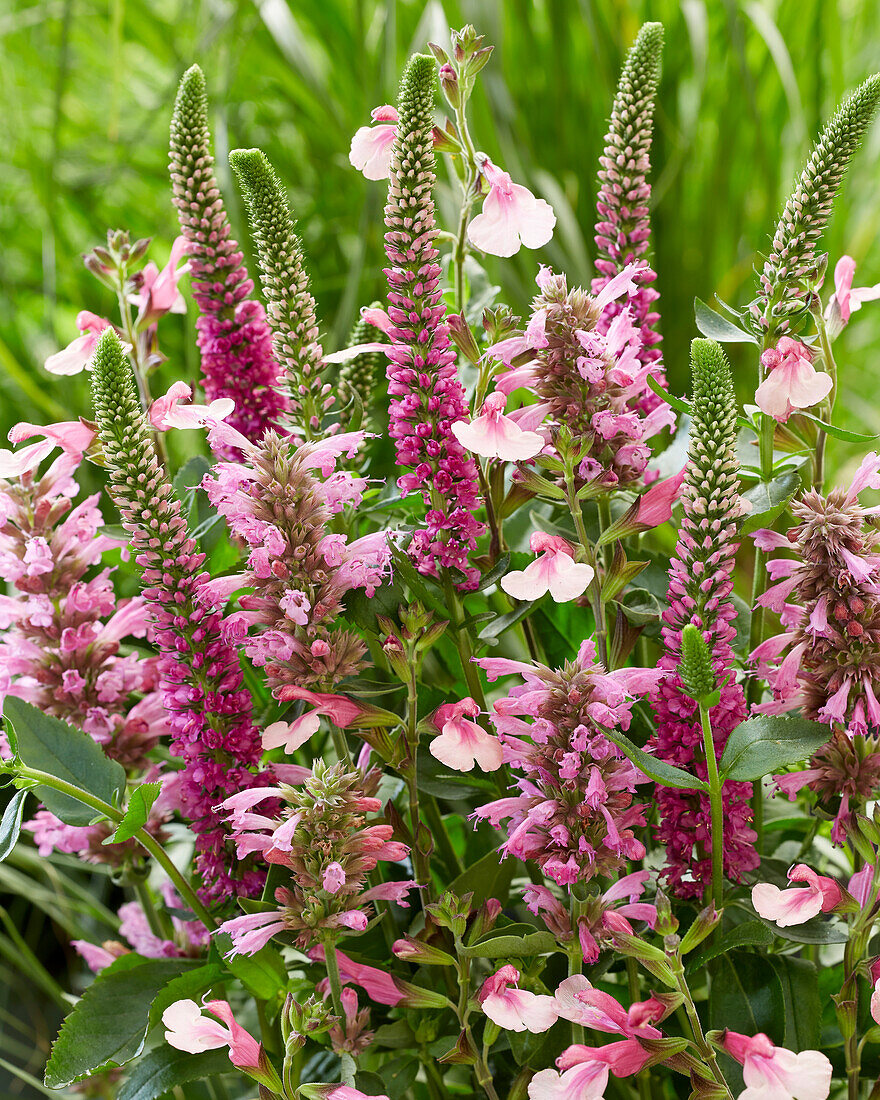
top-left (751, 452), bottom-right (880, 739)
top-left (473, 641), bottom-right (664, 885)
top-left (751, 863), bottom-right (845, 927)
top-left (591, 22), bottom-right (665, 411)
top-left (467, 157), bottom-right (556, 258)
top-left (647, 339), bottom-right (758, 898)
top-left (169, 65), bottom-right (287, 455)
top-left (718, 1031), bottom-right (832, 1100)
top-left (91, 328), bottom-right (267, 900)
top-left (349, 106), bottom-right (399, 180)
top-left (488, 264), bottom-right (674, 489)
top-left (477, 964), bottom-right (558, 1033)
top-left (825, 254), bottom-right (880, 338)
top-left (500, 532), bottom-right (595, 603)
top-left (428, 697), bottom-right (502, 772)
top-left (44, 312), bottom-right (111, 376)
top-left (528, 1040), bottom-right (652, 1099)
top-left (755, 336), bottom-right (832, 422)
top-left (383, 53), bottom-right (483, 588)
top-left (451, 391), bottom-right (545, 462)
top-left (754, 74), bottom-right (880, 336)
top-left (216, 761), bottom-right (417, 954)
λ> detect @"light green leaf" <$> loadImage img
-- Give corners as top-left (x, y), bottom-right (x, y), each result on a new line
top-left (111, 783), bottom-right (161, 843)
top-left (0, 789), bottom-right (28, 862)
top-left (719, 716), bottom-right (831, 781)
top-left (694, 296), bottom-right (758, 343)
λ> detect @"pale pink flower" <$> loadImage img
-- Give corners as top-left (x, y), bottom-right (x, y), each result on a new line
top-left (751, 863), bottom-right (843, 927)
top-left (44, 312), bottom-right (111, 376)
top-left (720, 1030), bottom-right (832, 1100)
top-left (135, 236), bottom-right (190, 324)
top-left (325, 1088), bottom-right (391, 1100)
top-left (467, 158), bottom-right (556, 258)
top-left (216, 911), bottom-right (287, 958)
top-left (322, 861), bottom-right (346, 893)
top-left (478, 964), bottom-right (558, 1033)
top-left (264, 687), bottom-right (370, 753)
top-left (636, 468), bottom-right (685, 528)
top-left (0, 419), bottom-right (97, 478)
top-left (528, 1041), bottom-right (651, 1099)
top-left (825, 255), bottom-right (880, 336)
top-left (349, 105), bottom-right (399, 180)
top-left (553, 976), bottom-right (663, 1038)
top-left (162, 998), bottom-right (262, 1069)
top-left (429, 696), bottom-right (503, 772)
top-left (451, 392), bottom-right (545, 461)
top-left (500, 532), bottom-right (595, 602)
top-left (755, 337), bottom-right (832, 422)
top-left (149, 381), bottom-right (235, 432)
top-left (872, 976), bottom-right (880, 1026)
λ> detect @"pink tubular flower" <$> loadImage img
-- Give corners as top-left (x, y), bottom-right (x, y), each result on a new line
top-left (751, 864), bottom-right (843, 927)
top-left (825, 254), bottom-right (880, 337)
top-left (553, 976), bottom-right (663, 1038)
top-left (720, 1031), bottom-right (832, 1100)
top-left (149, 381), bottom-right (235, 432)
top-left (349, 105), bottom-right (399, 180)
top-left (478, 965), bottom-right (558, 1033)
top-left (135, 236), bottom-right (190, 325)
top-left (44, 312), bottom-right (112, 376)
top-left (162, 999), bottom-right (263, 1071)
top-left (468, 158), bottom-right (556, 258)
top-left (500, 533), bottom-right (595, 603)
top-left (0, 419), bottom-right (96, 480)
top-left (451, 392), bottom-right (545, 462)
top-left (529, 1041), bottom-right (651, 1099)
top-left (262, 689), bottom-right (369, 754)
top-left (429, 697), bottom-right (503, 773)
top-left (309, 945), bottom-right (404, 1006)
top-left (755, 337), bottom-right (832, 422)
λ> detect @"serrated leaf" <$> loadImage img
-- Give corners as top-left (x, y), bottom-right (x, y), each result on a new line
top-left (740, 467), bottom-right (801, 535)
top-left (111, 783), bottom-right (161, 843)
top-left (719, 716), bottom-right (832, 781)
top-left (45, 955), bottom-right (198, 1087)
top-left (117, 1047), bottom-right (232, 1100)
top-left (0, 789), bottom-right (28, 862)
top-left (695, 296), bottom-right (758, 343)
top-left (5, 697), bottom-right (125, 826)
top-left (602, 730), bottom-right (708, 791)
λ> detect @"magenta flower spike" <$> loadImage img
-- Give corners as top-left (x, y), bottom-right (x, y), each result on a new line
top-left (169, 65), bottom-right (288, 456)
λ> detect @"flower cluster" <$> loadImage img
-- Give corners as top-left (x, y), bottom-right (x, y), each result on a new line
top-left (473, 641), bottom-right (663, 885)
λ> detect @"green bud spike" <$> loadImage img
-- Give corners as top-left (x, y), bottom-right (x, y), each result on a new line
top-left (688, 337), bottom-right (739, 479)
top-left (90, 328), bottom-right (156, 474)
top-left (609, 21), bottom-right (664, 138)
top-left (229, 147), bottom-right (324, 438)
top-left (679, 624), bottom-right (717, 703)
top-left (757, 73), bottom-right (880, 336)
top-left (338, 302), bottom-right (385, 429)
top-left (388, 53), bottom-right (436, 187)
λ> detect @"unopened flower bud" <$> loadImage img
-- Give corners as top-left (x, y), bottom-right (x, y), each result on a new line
top-left (678, 625), bottom-right (717, 704)
top-left (446, 313), bottom-right (482, 364)
top-left (393, 937), bottom-right (456, 966)
top-left (439, 63), bottom-right (461, 108)
top-left (395, 978), bottom-right (454, 1010)
top-left (437, 1028), bottom-right (478, 1065)
top-left (428, 41), bottom-right (449, 65)
top-left (678, 904), bottom-right (722, 954)
top-left (654, 889), bottom-right (678, 936)
top-left (468, 897), bottom-right (502, 943)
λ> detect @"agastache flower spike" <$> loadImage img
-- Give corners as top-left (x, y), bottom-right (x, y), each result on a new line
top-left (229, 148), bottom-right (332, 441)
top-left (591, 22), bottom-right (665, 410)
top-left (90, 327), bottom-right (267, 900)
top-left (169, 65), bottom-right (287, 456)
top-left (754, 74), bottom-right (880, 336)
top-left (383, 53), bottom-right (483, 589)
top-left (647, 339), bottom-right (758, 898)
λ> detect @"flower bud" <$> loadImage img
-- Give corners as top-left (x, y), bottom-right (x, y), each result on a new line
top-left (678, 904), bottom-right (722, 954)
top-left (439, 63), bottom-right (461, 109)
top-left (468, 897), bottom-right (502, 943)
top-left (446, 313), bottom-right (482, 365)
top-left (437, 1028), bottom-right (477, 1065)
top-left (653, 890), bottom-right (679, 936)
top-left (393, 937), bottom-right (456, 966)
top-left (428, 41), bottom-right (449, 65)
top-left (395, 978), bottom-right (454, 1010)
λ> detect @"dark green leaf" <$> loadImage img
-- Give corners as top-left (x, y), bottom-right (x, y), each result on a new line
top-left (45, 955), bottom-right (199, 1087)
top-left (450, 848), bottom-right (515, 910)
top-left (117, 1047), bottom-right (232, 1100)
top-left (719, 716), bottom-right (832, 781)
top-left (172, 455), bottom-right (212, 497)
top-left (0, 789), bottom-right (28, 862)
top-left (602, 730), bottom-right (709, 791)
top-left (460, 929), bottom-right (558, 958)
top-left (749, 909), bottom-right (848, 945)
top-left (694, 296), bottom-right (758, 343)
top-left (477, 600), bottom-right (537, 642)
top-left (769, 955), bottom-right (820, 1050)
top-left (376, 1055), bottom-right (420, 1100)
top-left (646, 374), bottom-right (691, 415)
top-left (148, 964), bottom-right (225, 1028)
top-left (111, 783), bottom-right (161, 843)
top-left (686, 919), bottom-right (774, 970)
top-left (415, 746), bottom-right (496, 799)
top-left (475, 554), bottom-right (511, 592)
top-left (709, 950), bottom-right (785, 1041)
top-left (740, 467), bottom-right (802, 535)
top-left (214, 936), bottom-right (288, 999)
top-left (5, 697), bottom-right (125, 826)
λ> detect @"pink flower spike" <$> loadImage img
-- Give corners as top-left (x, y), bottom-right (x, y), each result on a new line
top-left (136, 236), bottom-right (190, 324)
top-left (501, 532), bottom-right (594, 603)
top-left (720, 1031), bottom-right (832, 1100)
top-left (467, 158), bottom-right (556, 258)
top-left (430, 697), bottom-right (503, 773)
top-left (349, 105), bottom-right (399, 180)
top-left (149, 381), bottom-right (235, 432)
top-left (451, 392), bottom-right (545, 462)
top-left (478, 965), bottom-right (558, 1033)
top-left (751, 863), bottom-right (843, 927)
top-left (162, 998), bottom-right (262, 1069)
top-left (755, 337), bottom-right (833, 422)
top-left (44, 314), bottom-right (111, 375)
top-left (825, 254), bottom-right (880, 335)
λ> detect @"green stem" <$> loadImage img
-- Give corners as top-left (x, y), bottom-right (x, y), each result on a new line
top-left (423, 795), bottom-right (463, 878)
top-left (114, 284), bottom-right (170, 469)
top-left (672, 962), bottom-right (733, 1098)
top-left (626, 958), bottom-right (652, 1100)
top-left (440, 571), bottom-right (489, 711)
top-left (323, 937), bottom-right (357, 1086)
top-left (477, 461), bottom-right (504, 562)
top-left (11, 765), bottom-right (216, 929)
top-left (564, 475), bottom-right (607, 668)
top-left (568, 896), bottom-right (587, 1045)
top-left (451, 98), bottom-right (480, 313)
top-left (404, 672), bottom-right (432, 892)
top-left (699, 701), bottom-right (724, 909)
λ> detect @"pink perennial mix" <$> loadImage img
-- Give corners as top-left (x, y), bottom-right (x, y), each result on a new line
top-left (4, 21), bottom-right (880, 1100)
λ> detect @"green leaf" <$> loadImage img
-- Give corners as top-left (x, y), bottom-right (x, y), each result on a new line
top-left (475, 554), bottom-right (511, 592)
top-left (45, 955), bottom-right (199, 1087)
top-left (376, 1055), bottom-right (420, 1100)
top-left (148, 964), bottom-right (225, 1028)
top-left (685, 919), bottom-right (774, 970)
top-left (172, 455), bottom-right (212, 497)
top-left (477, 600), bottom-right (537, 642)
top-left (214, 936), bottom-right (288, 999)
top-left (111, 783), bottom-right (161, 843)
top-left (769, 955), bottom-right (820, 1051)
top-left (117, 1047), bottom-right (232, 1100)
top-left (709, 950), bottom-right (785, 1040)
top-left (694, 296), bottom-right (758, 343)
top-left (0, 789), bottom-right (28, 862)
top-left (460, 927), bottom-right (559, 958)
top-left (449, 848), bottom-right (515, 910)
top-left (646, 374), bottom-right (691, 415)
top-left (602, 729), bottom-right (709, 791)
top-left (748, 909), bottom-right (848, 945)
top-left (719, 716), bottom-right (832, 781)
top-left (740, 467), bottom-right (802, 535)
top-left (798, 412), bottom-right (880, 443)
top-left (415, 746), bottom-right (496, 799)
top-left (5, 697), bottom-right (125, 827)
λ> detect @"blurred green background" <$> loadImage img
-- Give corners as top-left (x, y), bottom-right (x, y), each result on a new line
top-left (2, 0), bottom-right (880, 449)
